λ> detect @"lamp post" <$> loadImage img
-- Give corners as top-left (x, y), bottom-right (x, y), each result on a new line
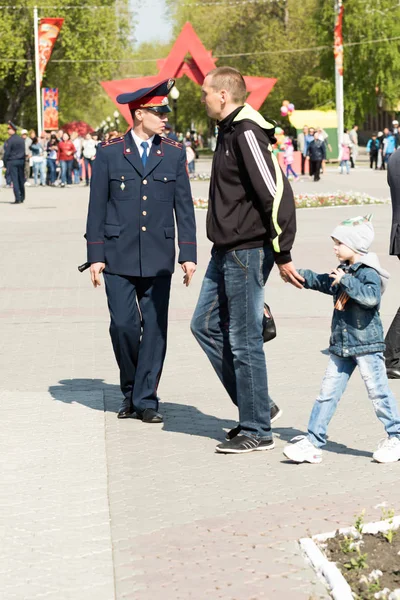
top-left (170, 86), bottom-right (180, 130)
top-left (113, 110), bottom-right (120, 132)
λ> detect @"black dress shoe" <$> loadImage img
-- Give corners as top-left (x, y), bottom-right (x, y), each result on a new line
top-left (117, 408), bottom-right (133, 419)
top-left (387, 367), bottom-right (400, 379)
top-left (134, 408), bottom-right (163, 423)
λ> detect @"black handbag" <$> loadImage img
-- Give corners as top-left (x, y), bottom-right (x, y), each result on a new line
top-left (262, 303), bottom-right (276, 343)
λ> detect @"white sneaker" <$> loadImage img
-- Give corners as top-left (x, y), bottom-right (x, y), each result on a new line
top-left (283, 435), bottom-right (322, 464)
top-left (373, 437), bottom-right (400, 463)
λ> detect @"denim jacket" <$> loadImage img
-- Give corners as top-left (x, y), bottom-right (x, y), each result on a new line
top-left (299, 263), bottom-right (385, 357)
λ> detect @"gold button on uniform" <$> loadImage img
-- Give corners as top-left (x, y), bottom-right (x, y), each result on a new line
top-left (142, 226), bottom-right (146, 231)
top-left (143, 179), bottom-right (147, 185)
top-left (121, 175), bottom-right (125, 180)
top-left (142, 211), bottom-right (147, 216)
top-left (164, 177), bottom-right (168, 181)
top-left (143, 195), bottom-right (147, 200)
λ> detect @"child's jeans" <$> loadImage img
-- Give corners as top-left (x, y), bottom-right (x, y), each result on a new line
top-left (340, 159), bottom-right (350, 174)
top-left (308, 352), bottom-right (400, 447)
top-left (286, 164), bottom-right (298, 178)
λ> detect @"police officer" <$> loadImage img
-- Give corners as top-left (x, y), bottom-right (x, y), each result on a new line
top-left (3, 121), bottom-right (25, 204)
top-left (85, 79), bottom-right (197, 423)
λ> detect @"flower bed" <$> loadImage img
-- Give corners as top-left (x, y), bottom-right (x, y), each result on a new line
top-left (193, 192), bottom-right (389, 210)
top-left (301, 511), bottom-right (400, 600)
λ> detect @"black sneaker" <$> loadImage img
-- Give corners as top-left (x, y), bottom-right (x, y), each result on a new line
top-left (225, 424), bottom-right (241, 441)
top-left (226, 405), bottom-right (282, 440)
top-left (216, 434), bottom-right (275, 454)
top-left (270, 405), bottom-right (283, 424)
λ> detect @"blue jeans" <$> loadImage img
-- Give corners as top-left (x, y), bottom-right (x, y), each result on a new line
top-left (340, 159), bottom-right (350, 174)
top-left (32, 159), bottom-right (46, 185)
top-left (308, 352), bottom-right (400, 447)
top-left (60, 160), bottom-right (73, 185)
top-left (47, 158), bottom-right (57, 184)
top-left (191, 246), bottom-right (274, 439)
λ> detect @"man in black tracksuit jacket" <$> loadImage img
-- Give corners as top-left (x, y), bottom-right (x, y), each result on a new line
top-left (191, 67), bottom-right (303, 454)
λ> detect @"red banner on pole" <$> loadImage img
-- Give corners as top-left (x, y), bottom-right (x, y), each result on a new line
top-left (42, 88), bottom-right (59, 130)
top-left (38, 18), bottom-right (64, 85)
top-left (334, 5), bottom-right (344, 76)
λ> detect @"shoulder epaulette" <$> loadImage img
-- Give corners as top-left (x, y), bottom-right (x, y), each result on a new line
top-left (161, 138), bottom-right (183, 150)
top-left (100, 136), bottom-right (124, 148)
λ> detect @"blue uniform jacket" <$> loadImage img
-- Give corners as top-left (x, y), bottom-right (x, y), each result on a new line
top-left (85, 131), bottom-right (197, 277)
top-left (3, 134), bottom-right (25, 165)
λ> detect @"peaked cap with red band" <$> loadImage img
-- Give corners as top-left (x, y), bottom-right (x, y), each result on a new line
top-left (116, 78), bottom-right (175, 113)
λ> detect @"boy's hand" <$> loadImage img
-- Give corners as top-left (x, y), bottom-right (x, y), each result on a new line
top-left (329, 268), bottom-right (345, 286)
top-left (278, 262), bottom-right (305, 289)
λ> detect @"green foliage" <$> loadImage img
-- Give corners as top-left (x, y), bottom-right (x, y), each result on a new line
top-left (381, 507), bottom-right (397, 544)
top-left (354, 509), bottom-right (366, 535)
top-left (0, 0), bottom-right (133, 128)
top-left (344, 549), bottom-right (369, 571)
top-left (165, 0), bottom-right (400, 127)
top-left (0, 124), bottom-right (10, 145)
top-left (339, 535), bottom-right (355, 554)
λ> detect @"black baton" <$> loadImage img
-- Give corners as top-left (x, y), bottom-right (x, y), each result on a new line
top-left (78, 262), bottom-right (91, 273)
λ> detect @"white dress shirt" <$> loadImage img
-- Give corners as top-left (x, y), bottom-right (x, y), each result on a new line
top-left (131, 130), bottom-right (155, 158)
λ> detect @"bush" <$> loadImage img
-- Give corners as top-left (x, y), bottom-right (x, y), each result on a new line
top-left (0, 123), bottom-right (10, 145)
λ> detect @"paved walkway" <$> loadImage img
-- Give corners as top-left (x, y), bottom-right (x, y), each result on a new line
top-left (0, 170), bottom-right (399, 600)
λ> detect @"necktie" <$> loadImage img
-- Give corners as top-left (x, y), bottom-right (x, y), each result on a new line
top-left (141, 141), bottom-right (149, 167)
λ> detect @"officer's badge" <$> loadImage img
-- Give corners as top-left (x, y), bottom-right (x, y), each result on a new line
top-left (120, 182), bottom-right (125, 191)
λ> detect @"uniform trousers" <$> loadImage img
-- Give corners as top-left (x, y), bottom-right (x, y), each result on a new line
top-left (104, 272), bottom-right (172, 413)
top-left (8, 159), bottom-right (25, 202)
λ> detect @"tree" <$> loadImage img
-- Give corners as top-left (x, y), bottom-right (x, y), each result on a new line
top-left (165, 0), bottom-right (400, 127)
top-left (0, 0), bottom-right (133, 129)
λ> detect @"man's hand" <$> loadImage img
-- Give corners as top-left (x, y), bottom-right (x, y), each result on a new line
top-left (181, 262), bottom-right (196, 287)
top-left (329, 268), bottom-right (345, 286)
top-left (90, 262), bottom-right (105, 288)
top-left (278, 262), bottom-right (304, 289)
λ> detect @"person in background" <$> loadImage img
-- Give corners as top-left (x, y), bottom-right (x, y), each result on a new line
top-left (307, 131), bottom-right (326, 182)
top-left (3, 121), bottom-right (26, 203)
top-left (349, 124), bottom-right (359, 168)
top-left (377, 131), bottom-right (385, 170)
top-left (305, 127), bottom-right (315, 177)
top-left (284, 138), bottom-right (299, 181)
top-left (57, 132), bottom-right (75, 188)
top-left (297, 125), bottom-right (309, 176)
top-left (20, 129), bottom-right (32, 185)
top-left (108, 130), bottom-right (120, 140)
top-left (339, 142), bottom-right (351, 174)
top-left (82, 132), bottom-right (97, 186)
top-left (367, 133), bottom-right (380, 170)
top-left (47, 133), bottom-right (59, 185)
top-left (316, 127), bottom-right (332, 175)
top-left (184, 133), bottom-right (196, 174)
top-left (165, 123), bottom-right (178, 142)
top-left (30, 135), bottom-right (47, 186)
top-left (384, 128), bottom-right (396, 166)
top-left (71, 131), bottom-right (82, 184)
top-left (56, 129), bottom-right (64, 142)
top-left (392, 120), bottom-right (399, 148)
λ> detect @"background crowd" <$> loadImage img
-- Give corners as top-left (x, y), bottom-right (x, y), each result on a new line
top-left (0, 123), bottom-right (206, 189)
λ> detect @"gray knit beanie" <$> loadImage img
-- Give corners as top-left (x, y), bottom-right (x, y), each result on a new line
top-left (331, 215), bottom-right (374, 255)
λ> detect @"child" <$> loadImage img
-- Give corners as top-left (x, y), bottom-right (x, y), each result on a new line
top-left (367, 134), bottom-right (380, 170)
top-left (339, 142), bottom-right (351, 174)
top-left (284, 138), bottom-right (299, 181)
top-left (283, 215), bottom-right (400, 464)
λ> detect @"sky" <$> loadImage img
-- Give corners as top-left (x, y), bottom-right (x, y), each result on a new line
top-left (131, 0), bottom-right (173, 46)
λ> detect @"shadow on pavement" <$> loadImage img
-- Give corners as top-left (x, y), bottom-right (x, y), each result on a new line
top-left (49, 378), bottom-right (237, 441)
